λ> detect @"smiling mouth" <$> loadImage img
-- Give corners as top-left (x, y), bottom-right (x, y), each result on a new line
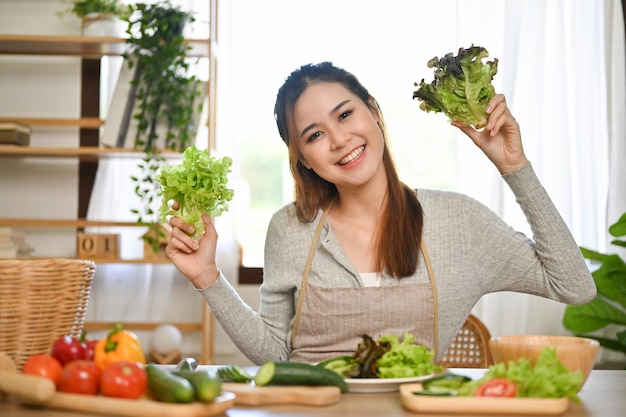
top-left (338, 145), bottom-right (365, 166)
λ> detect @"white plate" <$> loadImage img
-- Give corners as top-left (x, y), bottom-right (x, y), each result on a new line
top-left (345, 374), bottom-right (435, 393)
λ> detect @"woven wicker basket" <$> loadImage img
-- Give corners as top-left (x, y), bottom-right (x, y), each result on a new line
top-left (0, 258), bottom-right (96, 371)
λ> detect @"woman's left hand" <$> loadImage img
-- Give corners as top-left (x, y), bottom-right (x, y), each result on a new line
top-left (452, 94), bottom-right (528, 175)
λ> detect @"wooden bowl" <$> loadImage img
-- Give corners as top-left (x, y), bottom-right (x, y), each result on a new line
top-left (489, 335), bottom-right (599, 385)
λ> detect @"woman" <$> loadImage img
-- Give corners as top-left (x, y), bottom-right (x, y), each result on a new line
top-left (166, 62), bottom-right (596, 365)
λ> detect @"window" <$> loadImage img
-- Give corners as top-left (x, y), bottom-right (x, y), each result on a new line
top-left (228, 0), bottom-right (459, 269)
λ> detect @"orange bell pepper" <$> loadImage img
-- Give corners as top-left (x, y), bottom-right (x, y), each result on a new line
top-left (93, 323), bottom-right (146, 371)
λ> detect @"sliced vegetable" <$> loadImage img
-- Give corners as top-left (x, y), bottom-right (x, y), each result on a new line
top-left (413, 386), bottom-right (457, 396)
top-left (146, 365), bottom-right (194, 403)
top-left (422, 374), bottom-right (472, 390)
top-left (475, 377), bottom-right (517, 397)
top-left (254, 361), bottom-right (349, 393)
top-left (316, 355), bottom-right (358, 377)
top-left (217, 365), bottom-right (253, 383)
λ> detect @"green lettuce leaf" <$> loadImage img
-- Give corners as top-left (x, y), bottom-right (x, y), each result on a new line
top-left (413, 45), bottom-right (498, 128)
top-left (158, 146), bottom-right (234, 239)
top-left (457, 347), bottom-right (583, 401)
top-left (376, 333), bottom-right (436, 378)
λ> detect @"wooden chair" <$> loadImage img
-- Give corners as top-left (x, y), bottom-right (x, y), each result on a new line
top-left (438, 314), bottom-right (494, 368)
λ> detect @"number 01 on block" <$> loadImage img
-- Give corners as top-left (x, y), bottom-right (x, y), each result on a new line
top-left (77, 233), bottom-right (120, 260)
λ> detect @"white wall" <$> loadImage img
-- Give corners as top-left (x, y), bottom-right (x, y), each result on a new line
top-left (0, 0), bottom-right (257, 366)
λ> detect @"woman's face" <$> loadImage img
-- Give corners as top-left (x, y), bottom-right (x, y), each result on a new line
top-left (293, 82), bottom-right (386, 191)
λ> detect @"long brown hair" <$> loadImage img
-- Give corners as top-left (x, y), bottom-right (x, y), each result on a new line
top-left (274, 62), bottom-right (423, 277)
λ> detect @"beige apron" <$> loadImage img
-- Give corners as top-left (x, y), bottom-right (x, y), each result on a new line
top-left (290, 204), bottom-right (439, 364)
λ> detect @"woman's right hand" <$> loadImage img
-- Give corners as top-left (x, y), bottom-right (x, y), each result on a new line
top-left (166, 210), bottom-right (220, 289)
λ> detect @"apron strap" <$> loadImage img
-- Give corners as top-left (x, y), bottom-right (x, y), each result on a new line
top-left (420, 239), bottom-right (438, 357)
top-left (291, 203), bottom-right (332, 346)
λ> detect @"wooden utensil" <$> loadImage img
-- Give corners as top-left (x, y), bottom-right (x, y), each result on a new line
top-left (222, 382), bottom-right (341, 406)
top-left (0, 352), bottom-right (56, 403)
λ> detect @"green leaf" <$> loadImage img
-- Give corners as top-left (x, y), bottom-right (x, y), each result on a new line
top-left (608, 212), bottom-right (626, 237)
top-left (580, 246), bottom-right (610, 262)
top-left (612, 240), bottom-right (626, 248)
top-left (592, 255), bottom-right (626, 308)
top-left (563, 297), bottom-right (626, 332)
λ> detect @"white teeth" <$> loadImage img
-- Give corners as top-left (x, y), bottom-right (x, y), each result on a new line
top-left (338, 145), bottom-right (365, 165)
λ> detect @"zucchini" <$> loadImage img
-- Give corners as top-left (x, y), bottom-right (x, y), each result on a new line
top-left (172, 369), bottom-right (222, 403)
top-left (146, 364), bottom-right (195, 403)
top-left (254, 361), bottom-right (349, 393)
top-left (176, 357), bottom-right (199, 371)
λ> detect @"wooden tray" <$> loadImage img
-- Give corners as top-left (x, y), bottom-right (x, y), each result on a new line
top-left (400, 383), bottom-right (570, 416)
top-left (221, 382), bottom-right (341, 406)
top-left (0, 353), bottom-right (235, 417)
top-left (19, 391), bottom-right (235, 417)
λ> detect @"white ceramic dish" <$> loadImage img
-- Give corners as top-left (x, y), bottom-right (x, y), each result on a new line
top-left (345, 374), bottom-right (435, 393)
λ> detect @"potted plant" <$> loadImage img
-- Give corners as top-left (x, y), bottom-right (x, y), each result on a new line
top-left (57, 0), bottom-right (131, 36)
top-left (122, 1), bottom-right (203, 256)
top-left (562, 212), bottom-right (626, 362)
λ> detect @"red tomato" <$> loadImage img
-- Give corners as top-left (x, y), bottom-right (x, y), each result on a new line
top-left (83, 339), bottom-right (99, 361)
top-left (100, 361), bottom-right (147, 399)
top-left (22, 354), bottom-right (62, 386)
top-left (58, 360), bottom-right (100, 395)
top-left (475, 377), bottom-right (517, 397)
top-left (52, 335), bottom-right (88, 365)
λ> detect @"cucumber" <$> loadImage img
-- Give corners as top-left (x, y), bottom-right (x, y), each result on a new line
top-left (173, 369), bottom-right (222, 403)
top-left (415, 373), bottom-right (473, 396)
top-left (217, 365), bottom-right (253, 383)
top-left (422, 374), bottom-right (472, 390)
top-left (146, 364), bottom-right (195, 403)
top-left (254, 361), bottom-right (349, 393)
top-left (176, 357), bottom-right (199, 371)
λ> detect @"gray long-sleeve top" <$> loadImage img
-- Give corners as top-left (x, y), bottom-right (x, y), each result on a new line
top-left (198, 163), bottom-right (596, 365)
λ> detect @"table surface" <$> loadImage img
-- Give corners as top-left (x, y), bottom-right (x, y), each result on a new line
top-left (0, 369), bottom-right (624, 417)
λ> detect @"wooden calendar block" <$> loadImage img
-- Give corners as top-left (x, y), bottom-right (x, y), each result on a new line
top-left (77, 233), bottom-right (120, 260)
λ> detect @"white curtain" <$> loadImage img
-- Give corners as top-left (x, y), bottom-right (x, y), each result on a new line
top-left (457, 0), bottom-right (625, 358)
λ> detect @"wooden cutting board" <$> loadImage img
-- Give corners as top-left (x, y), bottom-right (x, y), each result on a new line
top-left (0, 353), bottom-right (235, 417)
top-left (19, 391), bottom-right (236, 417)
top-left (221, 382), bottom-right (341, 406)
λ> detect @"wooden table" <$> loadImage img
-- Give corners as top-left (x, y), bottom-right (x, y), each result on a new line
top-left (0, 369), bottom-right (624, 416)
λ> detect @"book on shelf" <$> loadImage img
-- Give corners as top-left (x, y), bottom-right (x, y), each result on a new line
top-left (0, 121), bottom-right (31, 146)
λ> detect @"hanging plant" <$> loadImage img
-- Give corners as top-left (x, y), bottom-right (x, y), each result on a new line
top-left (122, 1), bottom-right (203, 255)
top-left (57, 0), bottom-right (131, 19)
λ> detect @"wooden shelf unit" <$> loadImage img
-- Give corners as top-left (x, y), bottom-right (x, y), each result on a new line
top-left (0, 20), bottom-right (216, 364)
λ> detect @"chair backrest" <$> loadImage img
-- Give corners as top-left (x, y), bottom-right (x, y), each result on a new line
top-left (438, 314), bottom-right (494, 368)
